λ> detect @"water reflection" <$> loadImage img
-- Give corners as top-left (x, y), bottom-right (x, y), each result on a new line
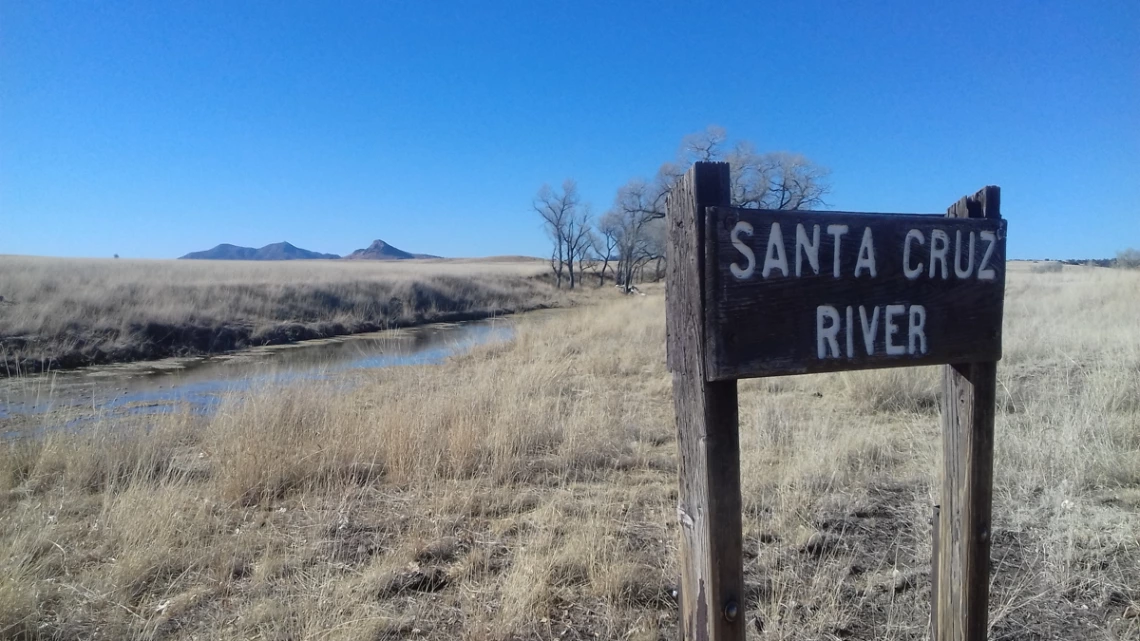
top-left (0, 319), bottom-right (513, 431)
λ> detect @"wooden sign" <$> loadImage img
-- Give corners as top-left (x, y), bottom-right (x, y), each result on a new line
top-left (665, 162), bottom-right (1005, 641)
top-left (704, 208), bottom-right (1007, 380)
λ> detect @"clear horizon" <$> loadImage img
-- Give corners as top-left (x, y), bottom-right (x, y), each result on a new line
top-left (2, 1), bottom-right (1137, 261)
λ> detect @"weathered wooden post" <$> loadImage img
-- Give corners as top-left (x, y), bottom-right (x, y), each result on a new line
top-left (934, 187), bottom-right (1002, 641)
top-left (665, 162), bottom-right (744, 641)
top-left (666, 162), bottom-right (1006, 641)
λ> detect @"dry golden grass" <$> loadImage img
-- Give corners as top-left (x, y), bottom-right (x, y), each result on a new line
top-left (0, 255), bottom-right (555, 374)
top-left (1, 263), bottom-right (1138, 640)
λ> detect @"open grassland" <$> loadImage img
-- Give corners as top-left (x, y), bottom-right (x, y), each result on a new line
top-left (0, 256), bottom-right (555, 375)
top-left (1, 264), bottom-right (1138, 640)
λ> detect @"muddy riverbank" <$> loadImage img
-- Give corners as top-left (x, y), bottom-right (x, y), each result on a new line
top-left (1, 315), bottom-right (521, 436)
top-left (2, 305), bottom-right (549, 377)
top-left (0, 256), bottom-right (560, 377)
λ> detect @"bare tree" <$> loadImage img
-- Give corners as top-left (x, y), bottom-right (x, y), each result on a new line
top-left (607, 184), bottom-right (668, 293)
top-left (534, 127), bottom-right (828, 292)
top-left (637, 125), bottom-right (831, 219)
top-left (644, 218), bottom-right (667, 281)
top-left (601, 126), bottom-right (830, 292)
top-left (679, 125), bottom-right (727, 162)
top-left (564, 204), bottom-right (593, 289)
top-left (533, 180), bottom-right (579, 288)
top-left (533, 179), bottom-right (593, 289)
top-left (725, 143), bottom-right (830, 210)
top-left (1117, 248), bottom-right (1140, 269)
top-left (588, 216), bottom-right (621, 286)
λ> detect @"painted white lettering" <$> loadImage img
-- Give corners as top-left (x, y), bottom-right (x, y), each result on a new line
top-left (845, 306), bottom-right (855, 358)
top-left (908, 305), bottom-right (927, 355)
top-left (826, 224), bottom-right (849, 278)
top-left (816, 305), bottom-right (841, 359)
top-left (854, 227), bottom-right (877, 277)
top-left (762, 222), bottom-right (789, 278)
top-left (954, 230), bottom-right (975, 279)
top-left (903, 229), bottom-right (925, 280)
top-left (729, 221), bottom-right (755, 279)
top-left (795, 223), bottom-right (820, 277)
top-left (885, 304), bottom-right (906, 355)
top-left (929, 229), bottom-right (949, 279)
top-left (978, 230), bottom-right (997, 280)
top-left (858, 305), bottom-right (880, 355)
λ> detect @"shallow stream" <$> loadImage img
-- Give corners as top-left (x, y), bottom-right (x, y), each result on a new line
top-left (0, 318), bottom-right (513, 434)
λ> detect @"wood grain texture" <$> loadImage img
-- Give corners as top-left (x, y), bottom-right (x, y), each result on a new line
top-left (935, 186), bottom-right (1001, 641)
top-left (665, 162), bottom-right (744, 641)
top-left (704, 207), bottom-right (1007, 380)
top-left (931, 504), bottom-right (942, 639)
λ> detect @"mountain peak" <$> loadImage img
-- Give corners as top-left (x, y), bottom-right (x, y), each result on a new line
top-left (180, 238), bottom-right (439, 261)
top-left (345, 239), bottom-right (417, 260)
top-left (180, 242), bottom-right (338, 261)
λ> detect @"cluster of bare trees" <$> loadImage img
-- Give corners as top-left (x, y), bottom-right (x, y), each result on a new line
top-left (533, 180), bottom-right (594, 288)
top-left (534, 126), bottom-right (832, 291)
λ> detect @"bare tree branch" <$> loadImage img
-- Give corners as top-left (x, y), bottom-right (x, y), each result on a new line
top-left (600, 127), bottom-right (830, 292)
top-left (533, 180), bottom-right (591, 289)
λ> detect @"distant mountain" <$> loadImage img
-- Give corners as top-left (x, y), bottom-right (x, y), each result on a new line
top-left (344, 239), bottom-right (439, 260)
top-left (253, 242), bottom-right (340, 260)
top-left (180, 242), bottom-right (339, 260)
top-left (180, 243), bottom-right (259, 260)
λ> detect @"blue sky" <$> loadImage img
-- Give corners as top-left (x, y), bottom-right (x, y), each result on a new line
top-left (1, 1), bottom-right (1136, 260)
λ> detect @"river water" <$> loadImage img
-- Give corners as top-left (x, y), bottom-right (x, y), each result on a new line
top-left (0, 318), bottom-right (513, 435)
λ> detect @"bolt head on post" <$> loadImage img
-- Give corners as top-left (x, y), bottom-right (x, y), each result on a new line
top-left (724, 600), bottom-right (739, 623)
